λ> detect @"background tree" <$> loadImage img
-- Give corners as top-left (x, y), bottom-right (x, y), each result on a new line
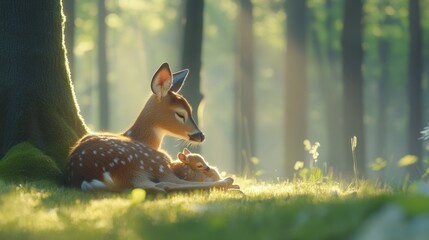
top-left (234, 0), bottom-right (255, 176)
top-left (0, 0), bottom-right (87, 181)
top-left (376, 1), bottom-right (393, 162)
top-left (324, 0), bottom-right (345, 174)
top-left (284, 0), bottom-right (307, 179)
top-left (407, 0), bottom-right (423, 179)
top-left (98, 0), bottom-right (109, 130)
top-left (342, 0), bottom-right (365, 178)
top-left (180, 0), bottom-right (205, 153)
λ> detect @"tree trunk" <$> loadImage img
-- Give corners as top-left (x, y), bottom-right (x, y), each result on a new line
top-left (0, 1), bottom-right (88, 175)
top-left (341, 0), bottom-right (365, 179)
top-left (63, 0), bottom-right (75, 80)
top-left (284, 0), bottom-right (307, 179)
top-left (324, 0), bottom-right (345, 176)
top-left (407, 0), bottom-right (423, 179)
top-left (376, 37), bottom-right (389, 159)
top-left (180, 0), bottom-right (205, 153)
top-left (98, 0), bottom-right (109, 130)
top-left (376, 8), bottom-right (392, 160)
top-left (234, 0), bottom-right (255, 176)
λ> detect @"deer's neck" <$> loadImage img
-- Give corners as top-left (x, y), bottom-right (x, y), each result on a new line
top-left (123, 99), bottom-right (165, 150)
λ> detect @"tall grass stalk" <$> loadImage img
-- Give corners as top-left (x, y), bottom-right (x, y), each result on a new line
top-left (351, 136), bottom-right (358, 186)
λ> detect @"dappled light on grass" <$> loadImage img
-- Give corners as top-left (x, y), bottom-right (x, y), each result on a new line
top-left (0, 178), bottom-right (399, 239)
top-left (0, 186), bottom-right (65, 232)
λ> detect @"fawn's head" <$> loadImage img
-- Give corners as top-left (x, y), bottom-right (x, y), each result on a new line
top-left (177, 148), bottom-right (210, 173)
top-left (144, 63), bottom-right (204, 144)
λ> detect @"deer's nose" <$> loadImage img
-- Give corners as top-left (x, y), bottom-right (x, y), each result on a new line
top-left (189, 132), bottom-right (205, 142)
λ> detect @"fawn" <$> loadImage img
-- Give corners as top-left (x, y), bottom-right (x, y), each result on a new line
top-left (171, 148), bottom-right (222, 182)
top-left (171, 148), bottom-right (240, 190)
top-left (64, 63), bottom-right (234, 193)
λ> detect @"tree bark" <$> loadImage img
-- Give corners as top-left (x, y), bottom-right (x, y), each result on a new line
top-left (407, 0), bottom-right (423, 179)
top-left (0, 1), bottom-right (88, 169)
top-left (234, 0), bottom-right (255, 176)
top-left (98, 0), bottom-right (109, 130)
top-left (180, 0), bottom-right (205, 153)
top-left (63, 0), bottom-right (75, 80)
top-left (284, 0), bottom-right (307, 179)
top-left (341, 0), bottom-right (365, 179)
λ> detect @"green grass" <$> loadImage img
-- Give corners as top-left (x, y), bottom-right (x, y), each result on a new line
top-left (1, 178), bottom-right (429, 240)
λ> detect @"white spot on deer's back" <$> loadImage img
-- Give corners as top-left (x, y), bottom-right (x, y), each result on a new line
top-left (113, 157), bottom-right (119, 164)
top-left (121, 161), bottom-right (126, 165)
top-left (79, 163), bottom-right (83, 167)
top-left (93, 150), bottom-right (97, 155)
top-left (156, 156), bottom-right (161, 160)
top-left (159, 165), bottom-right (164, 173)
top-left (82, 150), bottom-right (86, 155)
top-left (144, 152), bottom-right (149, 157)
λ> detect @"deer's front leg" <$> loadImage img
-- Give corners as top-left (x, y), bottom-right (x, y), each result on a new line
top-left (155, 177), bottom-right (234, 192)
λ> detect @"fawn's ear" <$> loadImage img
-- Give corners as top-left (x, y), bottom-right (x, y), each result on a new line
top-left (170, 69), bottom-right (189, 93)
top-left (182, 148), bottom-right (191, 156)
top-left (177, 153), bottom-right (190, 164)
top-left (151, 63), bottom-right (173, 98)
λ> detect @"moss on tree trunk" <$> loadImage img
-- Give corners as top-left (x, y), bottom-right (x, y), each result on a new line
top-left (0, 0), bottom-right (88, 182)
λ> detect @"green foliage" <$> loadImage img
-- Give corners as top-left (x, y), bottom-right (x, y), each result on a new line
top-left (0, 142), bottom-right (62, 183)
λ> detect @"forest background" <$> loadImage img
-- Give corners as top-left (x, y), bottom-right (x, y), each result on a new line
top-left (65, 0), bottom-right (429, 185)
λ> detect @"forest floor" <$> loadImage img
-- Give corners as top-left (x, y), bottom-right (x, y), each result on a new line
top-left (1, 178), bottom-right (429, 240)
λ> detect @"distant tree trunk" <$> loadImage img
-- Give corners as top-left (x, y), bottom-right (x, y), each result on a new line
top-left (63, 0), bottom-right (75, 80)
top-left (284, 0), bottom-right (307, 179)
top-left (407, 0), bottom-right (423, 179)
top-left (234, 0), bottom-right (255, 176)
top-left (0, 1), bottom-right (88, 165)
top-left (341, 0), bottom-right (365, 179)
top-left (180, 0), bottom-right (205, 153)
top-left (98, 0), bottom-right (109, 130)
top-left (376, 9), bottom-right (392, 160)
top-left (321, 0), bottom-right (345, 174)
top-left (377, 38), bottom-right (389, 159)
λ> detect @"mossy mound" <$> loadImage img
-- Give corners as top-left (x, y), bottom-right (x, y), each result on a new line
top-left (0, 142), bottom-right (62, 183)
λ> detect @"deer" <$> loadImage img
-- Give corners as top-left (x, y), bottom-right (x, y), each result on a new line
top-left (64, 63), bottom-right (234, 193)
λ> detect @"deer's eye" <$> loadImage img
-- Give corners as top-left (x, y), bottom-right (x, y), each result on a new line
top-left (175, 112), bottom-right (185, 123)
top-left (196, 163), bottom-right (204, 169)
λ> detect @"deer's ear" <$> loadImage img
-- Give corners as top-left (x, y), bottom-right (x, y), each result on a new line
top-left (178, 153), bottom-right (189, 164)
top-left (151, 63), bottom-right (173, 98)
top-left (170, 69), bottom-right (189, 93)
top-left (182, 148), bottom-right (191, 156)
